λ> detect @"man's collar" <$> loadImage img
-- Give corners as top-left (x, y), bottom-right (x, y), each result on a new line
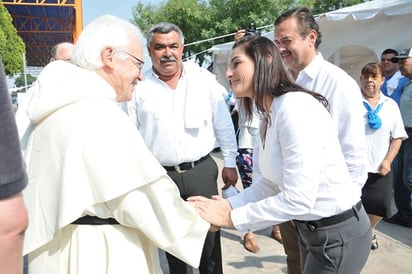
top-left (297, 52), bottom-right (323, 81)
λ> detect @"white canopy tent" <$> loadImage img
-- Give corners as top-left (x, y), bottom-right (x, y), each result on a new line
top-left (210, 0), bottom-right (412, 90)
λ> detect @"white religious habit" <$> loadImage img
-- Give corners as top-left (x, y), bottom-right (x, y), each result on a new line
top-left (22, 61), bottom-right (209, 274)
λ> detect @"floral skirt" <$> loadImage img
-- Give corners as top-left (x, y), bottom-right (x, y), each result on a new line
top-left (236, 148), bottom-right (253, 189)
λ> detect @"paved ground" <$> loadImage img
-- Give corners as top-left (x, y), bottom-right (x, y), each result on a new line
top-left (160, 152), bottom-right (412, 274)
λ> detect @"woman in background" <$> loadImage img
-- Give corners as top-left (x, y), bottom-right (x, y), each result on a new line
top-left (359, 62), bottom-right (407, 250)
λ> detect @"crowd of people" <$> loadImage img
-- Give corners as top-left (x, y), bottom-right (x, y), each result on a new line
top-left (1, 5), bottom-right (411, 274)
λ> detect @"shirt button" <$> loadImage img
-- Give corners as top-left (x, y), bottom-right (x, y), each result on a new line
top-left (308, 224), bottom-right (316, 231)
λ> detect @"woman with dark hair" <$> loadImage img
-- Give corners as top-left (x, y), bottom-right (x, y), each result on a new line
top-left (189, 35), bottom-right (372, 273)
top-left (359, 62), bottom-right (407, 250)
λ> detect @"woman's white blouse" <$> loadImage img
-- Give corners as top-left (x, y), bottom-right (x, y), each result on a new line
top-left (228, 92), bottom-right (361, 232)
top-left (363, 93), bottom-right (407, 173)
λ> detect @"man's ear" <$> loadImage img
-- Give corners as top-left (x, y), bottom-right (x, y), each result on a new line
top-left (101, 47), bottom-right (115, 69)
top-left (308, 29), bottom-right (317, 46)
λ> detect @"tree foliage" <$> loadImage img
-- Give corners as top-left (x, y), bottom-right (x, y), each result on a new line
top-left (132, 0), bottom-right (366, 66)
top-left (0, 3), bottom-right (25, 75)
top-left (14, 73), bottom-right (36, 87)
top-left (133, 0), bottom-right (211, 64)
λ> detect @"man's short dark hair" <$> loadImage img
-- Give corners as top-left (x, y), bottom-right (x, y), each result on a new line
top-left (147, 22), bottom-right (184, 45)
top-left (381, 48), bottom-right (398, 56)
top-left (275, 7), bottom-right (322, 49)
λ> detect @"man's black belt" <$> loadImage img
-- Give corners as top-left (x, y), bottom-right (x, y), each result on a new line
top-left (163, 154), bottom-right (210, 173)
top-left (295, 201), bottom-right (362, 228)
top-left (71, 215), bottom-right (119, 225)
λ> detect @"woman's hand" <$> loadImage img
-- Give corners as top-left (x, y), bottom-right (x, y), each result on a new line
top-left (188, 195), bottom-right (234, 228)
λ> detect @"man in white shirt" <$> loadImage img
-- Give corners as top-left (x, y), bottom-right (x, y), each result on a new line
top-left (380, 48), bottom-right (409, 106)
top-left (385, 48), bottom-right (412, 228)
top-left (127, 22), bottom-right (238, 274)
top-left (273, 7), bottom-right (368, 274)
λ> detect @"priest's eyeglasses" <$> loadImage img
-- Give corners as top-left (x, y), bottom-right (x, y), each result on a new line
top-left (118, 50), bottom-right (145, 71)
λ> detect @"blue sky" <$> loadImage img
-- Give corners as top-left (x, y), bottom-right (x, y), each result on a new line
top-left (82, 0), bottom-right (162, 25)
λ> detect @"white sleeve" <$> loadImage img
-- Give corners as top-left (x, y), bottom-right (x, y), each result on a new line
top-left (106, 175), bottom-right (209, 267)
top-left (210, 80), bottom-right (238, 167)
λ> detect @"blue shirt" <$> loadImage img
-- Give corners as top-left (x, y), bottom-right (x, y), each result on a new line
top-left (381, 72), bottom-right (409, 106)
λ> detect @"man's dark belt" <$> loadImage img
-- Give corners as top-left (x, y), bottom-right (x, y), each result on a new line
top-left (405, 127), bottom-right (412, 133)
top-left (295, 201), bottom-right (362, 229)
top-left (71, 215), bottom-right (119, 225)
top-left (163, 154), bottom-right (210, 173)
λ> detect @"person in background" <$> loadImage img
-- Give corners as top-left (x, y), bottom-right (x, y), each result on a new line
top-left (15, 41), bottom-right (74, 141)
top-left (21, 15), bottom-right (209, 274)
top-left (227, 90), bottom-right (239, 139)
top-left (230, 98), bottom-right (261, 253)
top-left (189, 35), bottom-right (371, 274)
top-left (359, 62), bottom-right (407, 250)
top-left (127, 22), bottom-right (238, 274)
top-left (379, 48), bottom-right (408, 225)
top-left (0, 60), bottom-right (28, 274)
top-left (273, 7), bottom-right (368, 273)
top-left (49, 42), bottom-right (74, 62)
top-left (209, 69), bottom-right (234, 153)
top-left (380, 48), bottom-right (409, 106)
top-left (384, 48), bottom-right (412, 228)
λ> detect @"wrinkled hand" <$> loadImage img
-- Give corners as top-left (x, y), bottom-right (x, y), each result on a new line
top-left (187, 195), bottom-right (234, 228)
top-left (222, 167), bottom-right (238, 190)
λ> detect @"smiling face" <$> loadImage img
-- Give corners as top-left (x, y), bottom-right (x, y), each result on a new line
top-left (274, 17), bottom-right (317, 76)
top-left (99, 35), bottom-right (144, 102)
top-left (147, 30), bottom-right (184, 79)
top-left (226, 45), bottom-right (255, 98)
